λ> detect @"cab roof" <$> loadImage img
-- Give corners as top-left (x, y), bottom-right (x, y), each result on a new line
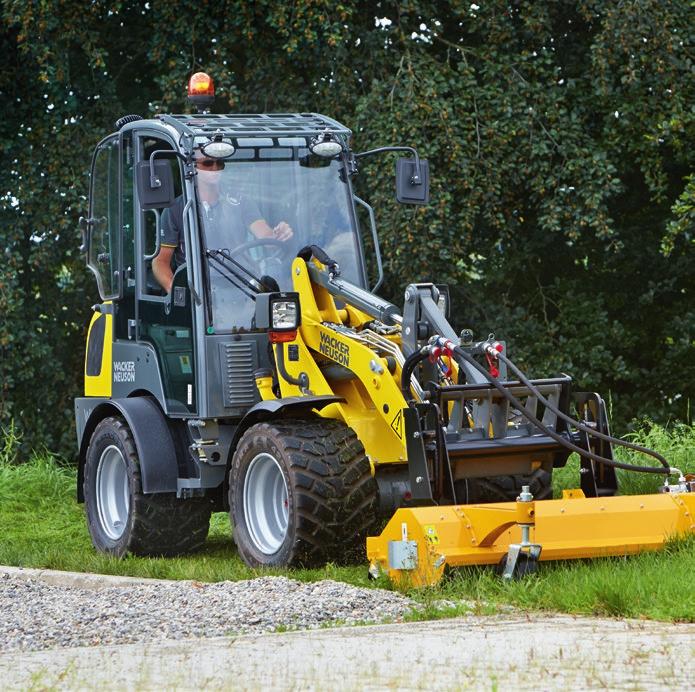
top-left (156, 112), bottom-right (351, 139)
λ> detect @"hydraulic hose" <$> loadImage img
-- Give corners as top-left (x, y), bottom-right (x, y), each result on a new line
top-left (401, 348), bottom-right (431, 400)
top-left (449, 344), bottom-right (676, 477)
top-left (494, 349), bottom-right (671, 473)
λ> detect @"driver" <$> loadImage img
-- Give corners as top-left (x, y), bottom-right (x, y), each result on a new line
top-left (153, 149), bottom-right (293, 293)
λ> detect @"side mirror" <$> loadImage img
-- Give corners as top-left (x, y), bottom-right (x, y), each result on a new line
top-left (396, 157), bottom-right (430, 205)
top-left (136, 159), bottom-right (175, 210)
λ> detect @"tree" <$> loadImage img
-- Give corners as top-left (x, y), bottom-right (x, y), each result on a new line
top-left (1, 0), bottom-right (692, 458)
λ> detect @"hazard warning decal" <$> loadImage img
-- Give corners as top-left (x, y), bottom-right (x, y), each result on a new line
top-left (390, 409), bottom-right (403, 439)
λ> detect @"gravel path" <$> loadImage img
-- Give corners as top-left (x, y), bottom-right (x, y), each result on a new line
top-left (0, 572), bottom-right (415, 652)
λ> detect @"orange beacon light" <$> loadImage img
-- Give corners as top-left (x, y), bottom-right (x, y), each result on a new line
top-left (187, 72), bottom-right (215, 112)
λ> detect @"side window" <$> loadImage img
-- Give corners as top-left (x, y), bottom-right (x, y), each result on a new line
top-left (89, 137), bottom-right (120, 299)
top-left (140, 137), bottom-right (183, 296)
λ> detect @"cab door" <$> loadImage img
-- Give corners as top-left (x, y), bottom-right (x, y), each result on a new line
top-left (134, 132), bottom-right (197, 415)
top-left (87, 136), bottom-right (121, 300)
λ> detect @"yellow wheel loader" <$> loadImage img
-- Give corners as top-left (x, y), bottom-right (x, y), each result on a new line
top-left (75, 73), bottom-right (695, 583)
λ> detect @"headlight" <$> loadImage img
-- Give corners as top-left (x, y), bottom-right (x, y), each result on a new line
top-left (272, 300), bottom-right (298, 330)
top-left (254, 292), bottom-right (301, 343)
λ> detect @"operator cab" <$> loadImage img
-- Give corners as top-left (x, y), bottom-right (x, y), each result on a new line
top-left (82, 72), bottom-right (428, 422)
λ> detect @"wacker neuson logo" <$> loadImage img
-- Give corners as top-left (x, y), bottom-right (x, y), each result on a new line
top-left (113, 360), bottom-right (136, 382)
top-left (319, 331), bottom-right (350, 366)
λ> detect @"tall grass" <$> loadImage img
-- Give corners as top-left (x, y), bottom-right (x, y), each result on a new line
top-left (2, 420), bottom-right (695, 620)
top-left (553, 419), bottom-right (695, 497)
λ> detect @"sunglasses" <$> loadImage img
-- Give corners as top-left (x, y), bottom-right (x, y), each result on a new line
top-left (196, 159), bottom-right (225, 170)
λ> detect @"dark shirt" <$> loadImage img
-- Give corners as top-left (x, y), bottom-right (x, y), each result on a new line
top-left (161, 194), bottom-right (263, 266)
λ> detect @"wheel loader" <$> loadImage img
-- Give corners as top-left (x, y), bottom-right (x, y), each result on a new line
top-left (75, 73), bottom-right (695, 583)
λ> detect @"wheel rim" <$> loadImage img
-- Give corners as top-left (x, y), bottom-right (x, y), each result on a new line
top-left (243, 452), bottom-right (289, 555)
top-left (95, 444), bottom-right (130, 541)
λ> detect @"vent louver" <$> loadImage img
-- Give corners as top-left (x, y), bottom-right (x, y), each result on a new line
top-left (219, 342), bottom-right (257, 409)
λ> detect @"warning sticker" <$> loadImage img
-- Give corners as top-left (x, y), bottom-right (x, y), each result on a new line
top-left (390, 409), bottom-right (403, 439)
top-left (424, 525), bottom-right (440, 545)
top-left (179, 355), bottom-right (192, 374)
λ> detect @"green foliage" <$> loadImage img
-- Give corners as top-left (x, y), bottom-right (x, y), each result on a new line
top-left (0, 1), bottom-right (693, 456)
top-left (0, 420), bottom-right (21, 465)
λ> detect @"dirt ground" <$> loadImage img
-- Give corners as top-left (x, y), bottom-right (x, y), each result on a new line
top-left (4, 612), bottom-right (695, 690)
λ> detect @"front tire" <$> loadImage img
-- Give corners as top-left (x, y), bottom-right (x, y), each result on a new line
top-left (83, 416), bottom-right (211, 557)
top-left (230, 418), bottom-right (378, 567)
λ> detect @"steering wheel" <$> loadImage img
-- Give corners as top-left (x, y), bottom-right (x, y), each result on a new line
top-left (230, 237), bottom-right (294, 261)
top-left (217, 237), bottom-right (294, 284)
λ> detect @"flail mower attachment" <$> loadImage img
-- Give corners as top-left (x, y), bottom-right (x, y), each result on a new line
top-left (366, 328), bottom-right (695, 585)
top-left (367, 483), bottom-right (695, 585)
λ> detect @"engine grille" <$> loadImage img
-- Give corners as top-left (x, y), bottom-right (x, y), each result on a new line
top-left (219, 342), bottom-right (257, 409)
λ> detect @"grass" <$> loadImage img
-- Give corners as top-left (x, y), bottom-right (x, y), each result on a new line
top-left (0, 448), bottom-right (368, 586)
top-left (553, 418), bottom-right (695, 497)
top-left (2, 420), bottom-right (695, 621)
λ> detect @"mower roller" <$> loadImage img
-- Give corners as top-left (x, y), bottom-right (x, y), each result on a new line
top-left (74, 73), bottom-right (695, 583)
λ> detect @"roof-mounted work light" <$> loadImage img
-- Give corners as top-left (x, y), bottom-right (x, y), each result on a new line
top-left (188, 72), bottom-right (215, 113)
top-left (200, 131), bottom-right (235, 159)
top-left (309, 130), bottom-right (343, 158)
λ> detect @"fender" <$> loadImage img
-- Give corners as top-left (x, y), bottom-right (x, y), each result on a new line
top-left (76, 396), bottom-right (178, 501)
top-left (229, 395), bottom-right (344, 453)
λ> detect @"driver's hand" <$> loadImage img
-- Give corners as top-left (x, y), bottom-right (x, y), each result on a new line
top-left (272, 221), bottom-right (293, 241)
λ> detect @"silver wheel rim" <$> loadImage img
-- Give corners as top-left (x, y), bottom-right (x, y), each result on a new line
top-left (95, 444), bottom-right (130, 541)
top-left (243, 452), bottom-right (289, 554)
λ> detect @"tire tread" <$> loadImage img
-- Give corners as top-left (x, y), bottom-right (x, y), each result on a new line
top-left (231, 418), bottom-right (378, 567)
top-left (85, 416), bottom-right (211, 558)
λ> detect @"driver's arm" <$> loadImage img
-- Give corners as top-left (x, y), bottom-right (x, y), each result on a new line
top-left (153, 245), bottom-right (175, 293)
top-left (155, 200), bottom-right (182, 293)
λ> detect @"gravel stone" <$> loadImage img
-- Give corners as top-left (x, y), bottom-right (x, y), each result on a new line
top-left (0, 572), bottom-right (416, 652)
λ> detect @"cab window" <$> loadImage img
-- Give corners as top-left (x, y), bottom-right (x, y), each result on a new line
top-left (88, 137), bottom-right (120, 299)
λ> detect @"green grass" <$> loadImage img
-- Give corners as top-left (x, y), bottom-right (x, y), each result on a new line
top-left (2, 420), bottom-right (695, 621)
top-left (0, 452), bottom-right (367, 586)
top-left (553, 418), bottom-right (695, 497)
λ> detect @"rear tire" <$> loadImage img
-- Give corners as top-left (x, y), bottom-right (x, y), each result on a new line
top-left (456, 468), bottom-right (552, 504)
top-left (230, 418), bottom-right (378, 567)
top-left (83, 416), bottom-right (211, 557)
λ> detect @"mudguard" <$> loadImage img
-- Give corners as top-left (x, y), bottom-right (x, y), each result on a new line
top-left (229, 395), bottom-right (344, 451)
top-left (76, 396), bottom-right (178, 501)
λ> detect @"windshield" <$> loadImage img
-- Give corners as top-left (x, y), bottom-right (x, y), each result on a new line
top-left (199, 140), bottom-right (364, 331)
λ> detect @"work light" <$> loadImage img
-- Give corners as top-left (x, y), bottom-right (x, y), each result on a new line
top-left (254, 292), bottom-right (301, 343)
top-left (201, 132), bottom-right (235, 158)
top-left (272, 300), bottom-right (298, 331)
top-left (269, 294), bottom-right (300, 342)
top-left (309, 130), bottom-right (343, 158)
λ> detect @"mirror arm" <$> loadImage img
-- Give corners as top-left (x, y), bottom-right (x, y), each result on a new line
top-left (354, 146), bottom-right (422, 184)
top-left (148, 149), bottom-right (188, 189)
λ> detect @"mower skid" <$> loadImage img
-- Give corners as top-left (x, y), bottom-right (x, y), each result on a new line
top-left (366, 492), bottom-right (695, 586)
